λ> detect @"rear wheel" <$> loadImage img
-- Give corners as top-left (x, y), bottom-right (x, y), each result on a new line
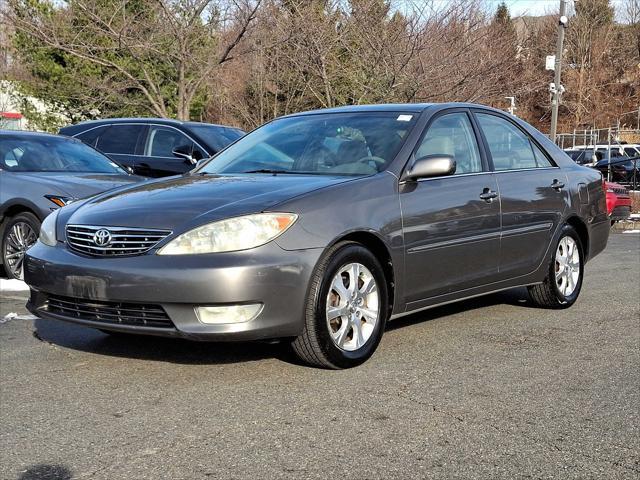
top-left (2, 212), bottom-right (40, 280)
top-left (292, 242), bottom-right (388, 369)
top-left (528, 225), bottom-right (584, 309)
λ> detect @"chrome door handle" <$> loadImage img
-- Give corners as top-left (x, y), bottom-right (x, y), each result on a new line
top-left (479, 188), bottom-right (498, 202)
top-left (551, 179), bottom-right (565, 190)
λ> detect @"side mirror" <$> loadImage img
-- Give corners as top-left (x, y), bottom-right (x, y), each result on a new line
top-left (172, 145), bottom-right (196, 165)
top-left (404, 155), bottom-right (456, 181)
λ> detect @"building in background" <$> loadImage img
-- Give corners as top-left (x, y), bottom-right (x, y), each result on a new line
top-left (0, 80), bottom-right (26, 130)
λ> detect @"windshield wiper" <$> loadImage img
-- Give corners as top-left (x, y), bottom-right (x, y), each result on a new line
top-left (242, 169), bottom-right (294, 174)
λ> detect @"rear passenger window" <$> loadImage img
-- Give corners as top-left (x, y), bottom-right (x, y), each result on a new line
top-left (415, 112), bottom-right (482, 174)
top-left (476, 113), bottom-right (553, 171)
top-left (97, 125), bottom-right (145, 154)
top-left (624, 147), bottom-right (637, 157)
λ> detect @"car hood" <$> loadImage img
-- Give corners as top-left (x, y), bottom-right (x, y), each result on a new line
top-left (15, 172), bottom-right (142, 199)
top-left (66, 173), bottom-right (355, 230)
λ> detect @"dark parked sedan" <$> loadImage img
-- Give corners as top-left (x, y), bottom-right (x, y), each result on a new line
top-left (25, 103), bottom-right (610, 368)
top-left (593, 157), bottom-right (639, 184)
top-left (60, 118), bottom-right (245, 177)
top-left (0, 130), bottom-right (142, 279)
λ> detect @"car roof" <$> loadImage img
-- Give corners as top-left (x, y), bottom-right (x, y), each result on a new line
top-left (281, 102), bottom-right (508, 118)
top-left (60, 118), bottom-right (240, 130)
top-left (0, 129), bottom-right (78, 141)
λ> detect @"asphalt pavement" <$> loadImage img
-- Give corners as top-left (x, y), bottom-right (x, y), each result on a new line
top-left (1, 233), bottom-right (638, 479)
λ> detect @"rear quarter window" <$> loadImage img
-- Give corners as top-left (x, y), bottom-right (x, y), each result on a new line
top-left (75, 126), bottom-right (107, 147)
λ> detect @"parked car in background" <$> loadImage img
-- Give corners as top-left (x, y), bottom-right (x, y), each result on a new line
top-left (594, 145), bottom-right (627, 159)
top-left (60, 119), bottom-right (245, 177)
top-left (25, 103), bottom-right (610, 368)
top-left (604, 181), bottom-right (632, 225)
top-left (593, 157), bottom-right (640, 183)
top-left (564, 148), bottom-right (597, 166)
top-left (564, 144), bottom-right (629, 167)
top-left (0, 130), bottom-right (143, 279)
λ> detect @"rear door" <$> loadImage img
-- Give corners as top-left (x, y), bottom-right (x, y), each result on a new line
top-left (473, 111), bottom-right (567, 279)
top-left (400, 110), bottom-right (501, 304)
top-left (95, 124), bottom-right (147, 173)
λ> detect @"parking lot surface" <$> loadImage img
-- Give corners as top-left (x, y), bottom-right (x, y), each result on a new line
top-left (1, 233), bottom-right (639, 479)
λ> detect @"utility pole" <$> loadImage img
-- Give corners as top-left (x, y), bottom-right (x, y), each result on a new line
top-left (550, 0), bottom-right (568, 143)
top-left (505, 96), bottom-right (516, 116)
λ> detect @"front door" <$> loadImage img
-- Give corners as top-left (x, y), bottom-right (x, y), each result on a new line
top-left (138, 126), bottom-right (203, 177)
top-left (400, 111), bottom-right (501, 304)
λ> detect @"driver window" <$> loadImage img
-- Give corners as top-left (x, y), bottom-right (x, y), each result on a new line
top-left (415, 113), bottom-right (482, 174)
top-left (145, 127), bottom-right (193, 158)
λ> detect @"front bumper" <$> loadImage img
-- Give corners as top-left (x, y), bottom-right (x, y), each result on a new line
top-left (24, 241), bottom-right (323, 341)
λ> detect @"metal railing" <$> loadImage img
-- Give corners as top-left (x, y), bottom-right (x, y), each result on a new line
top-left (556, 125), bottom-right (640, 191)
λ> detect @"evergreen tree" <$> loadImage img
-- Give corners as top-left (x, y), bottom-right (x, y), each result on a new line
top-left (494, 2), bottom-right (511, 25)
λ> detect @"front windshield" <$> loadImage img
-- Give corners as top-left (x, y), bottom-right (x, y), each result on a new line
top-left (0, 135), bottom-right (125, 173)
top-left (188, 125), bottom-right (245, 151)
top-left (199, 112), bottom-right (418, 176)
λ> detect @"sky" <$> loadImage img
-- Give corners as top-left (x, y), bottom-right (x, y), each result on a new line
top-left (485, 0), bottom-right (629, 19)
top-left (487, 0), bottom-right (560, 17)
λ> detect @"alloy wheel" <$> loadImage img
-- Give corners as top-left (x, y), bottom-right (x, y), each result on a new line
top-left (3, 221), bottom-right (38, 280)
top-left (326, 262), bottom-right (379, 351)
top-left (555, 236), bottom-right (580, 297)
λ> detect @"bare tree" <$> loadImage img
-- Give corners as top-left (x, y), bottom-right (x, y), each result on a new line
top-left (5, 0), bottom-right (261, 120)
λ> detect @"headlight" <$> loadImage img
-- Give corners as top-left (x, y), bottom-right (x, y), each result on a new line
top-left (157, 213), bottom-right (298, 255)
top-left (39, 210), bottom-right (59, 246)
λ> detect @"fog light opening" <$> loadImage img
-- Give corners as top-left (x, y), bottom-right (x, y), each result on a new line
top-left (195, 304), bottom-right (263, 325)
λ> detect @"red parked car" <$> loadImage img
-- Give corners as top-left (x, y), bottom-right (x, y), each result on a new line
top-left (605, 181), bottom-right (632, 225)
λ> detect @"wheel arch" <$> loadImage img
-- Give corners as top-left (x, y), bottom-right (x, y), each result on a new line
top-left (326, 230), bottom-right (396, 316)
top-left (1, 200), bottom-right (45, 225)
top-left (565, 215), bottom-right (590, 260)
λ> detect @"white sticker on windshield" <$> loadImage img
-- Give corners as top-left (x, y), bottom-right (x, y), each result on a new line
top-left (397, 114), bottom-right (413, 122)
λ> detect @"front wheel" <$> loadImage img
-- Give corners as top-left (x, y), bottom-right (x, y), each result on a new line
top-left (2, 212), bottom-right (40, 280)
top-left (528, 225), bottom-right (584, 309)
top-left (292, 242), bottom-right (388, 369)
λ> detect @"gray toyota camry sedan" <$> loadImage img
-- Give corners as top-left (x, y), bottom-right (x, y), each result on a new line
top-left (24, 103), bottom-right (610, 368)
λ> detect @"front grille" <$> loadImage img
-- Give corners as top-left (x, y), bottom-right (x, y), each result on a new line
top-left (46, 295), bottom-right (174, 329)
top-left (66, 225), bottom-right (171, 256)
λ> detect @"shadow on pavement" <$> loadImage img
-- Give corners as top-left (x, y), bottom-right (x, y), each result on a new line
top-left (387, 287), bottom-right (534, 331)
top-left (32, 287), bottom-right (535, 365)
top-left (18, 464), bottom-right (73, 480)
top-left (33, 317), bottom-right (297, 365)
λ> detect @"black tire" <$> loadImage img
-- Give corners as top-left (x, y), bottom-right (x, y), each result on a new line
top-left (528, 224), bottom-right (584, 309)
top-left (292, 241), bottom-right (389, 369)
top-left (1, 212), bottom-right (41, 280)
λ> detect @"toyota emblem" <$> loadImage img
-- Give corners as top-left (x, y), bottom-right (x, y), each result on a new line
top-left (93, 229), bottom-right (112, 247)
